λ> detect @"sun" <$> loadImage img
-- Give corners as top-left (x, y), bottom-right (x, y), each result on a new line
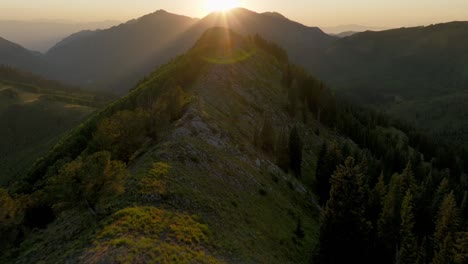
top-left (206, 0), bottom-right (240, 13)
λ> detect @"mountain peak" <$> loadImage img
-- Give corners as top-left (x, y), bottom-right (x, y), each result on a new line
top-left (261, 11), bottom-right (288, 20)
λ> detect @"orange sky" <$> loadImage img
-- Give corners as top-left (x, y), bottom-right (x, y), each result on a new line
top-left (1, 0), bottom-right (468, 27)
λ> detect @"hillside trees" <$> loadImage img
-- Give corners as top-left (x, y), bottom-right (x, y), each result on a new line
top-left (315, 142), bottom-right (344, 205)
top-left (431, 192), bottom-right (460, 264)
top-left (399, 191), bottom-right (418, 264)
top-left (289, 125), bottom-right (303, 177)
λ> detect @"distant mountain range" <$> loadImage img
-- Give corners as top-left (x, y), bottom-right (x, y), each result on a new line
top-left (0, 37), bottom-right (45, 73)
top-left (2, 9), bottom-right (468, 145)
top-left (44, 8), bottom-right (335, 93)
top-left (320, 24), bottom-right (389, 34)
top-left (0, 8), bottom-right (336, 94)
top-left (0, 20), bottom-right (119, 52)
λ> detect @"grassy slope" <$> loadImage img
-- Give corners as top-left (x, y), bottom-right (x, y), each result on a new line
top-left (9, 30), bottom-right (362, 263)
top-left (0, 79), bottom-right (108, 186)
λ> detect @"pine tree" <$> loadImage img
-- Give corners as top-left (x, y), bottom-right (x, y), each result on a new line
top-left (275, 129), bottom-right (289, 172)
top-left (316, 142), bottom-right (343, 205)
top-left (431, 192), bottom-right (460, 264)
top-left (432, 177), bottom-right (450, 213)
top-left (318, 157), bottom-right (371, 263)
top-left (401, 162), bottom-right (417, 194)
top-left (289, 125), bottom-right (303, 177)
top-left (399, 191), bottom-right (418, 264)
top-left (416, 237), bottom-right (428, 264)
top-left (260, 115), bottom-right (275, 153)
top-left (369, 172), bottom-right (387, 223)
top-left (454, 232), bottom-right (468, 264)
top-left (378, 173), bottom-right (404, 262)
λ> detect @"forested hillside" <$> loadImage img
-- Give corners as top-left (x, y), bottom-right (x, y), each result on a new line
top-left (0, 28), bottom-right (466, 263)
top-left (309, 22), bottom-right (468, 147)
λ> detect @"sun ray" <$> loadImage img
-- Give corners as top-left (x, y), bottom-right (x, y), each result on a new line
top-left (205, 0), bottom-right (240, 13)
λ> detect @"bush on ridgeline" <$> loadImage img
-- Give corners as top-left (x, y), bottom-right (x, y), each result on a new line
top-left (91, 109), bottom-right (150, 162)
top-left (47, 151), bottom-right (128, 215)
top-left (0, 188), bottom-right (23, 251)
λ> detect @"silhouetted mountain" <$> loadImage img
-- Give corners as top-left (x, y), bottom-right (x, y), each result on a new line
top-left (44, 8), bottom-right (335, 93)
top-left (0, 37), bottom-right (45, 73)
top-left (197, 8), bottom-right (335, 66)
top-left (0, 20), bottom-right (119, 52)
top-left (45, 10), bottom-right (199, 93)
top-left (321, 24), bottom-right (389, 34)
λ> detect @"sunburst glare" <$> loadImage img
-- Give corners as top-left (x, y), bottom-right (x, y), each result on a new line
top-left (205, 0), bottom-right (240, 13)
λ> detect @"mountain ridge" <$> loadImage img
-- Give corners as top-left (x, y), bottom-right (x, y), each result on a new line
top-left (2, 27), bottom-right (467, 264)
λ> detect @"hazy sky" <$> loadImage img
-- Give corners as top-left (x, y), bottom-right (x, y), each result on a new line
top-left (2, 0), bottom-right (468, 27)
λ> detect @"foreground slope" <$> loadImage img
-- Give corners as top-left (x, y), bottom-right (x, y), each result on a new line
top-left (5, 28), bottom-right (325, 263)
top-left (3, 28), bottom-right (466, 264)
top-left (0, 66), bottom-right (111, 186)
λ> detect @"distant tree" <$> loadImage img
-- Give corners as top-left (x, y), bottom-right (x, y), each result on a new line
top-left (260, 115), bottom-right (275, 153)
top-left (287, 80), bottom-right (300, 117)
top-left (461, 191), bottom-right (468, 219)
top-left (294, 218), bottom-right (305, 239)
top-left (0, 188), bottom-right (22, 251)
top-left (399, 191), bottom-right (418, 264)
top-left (48, 151), bottom-right (128, 215)
top-left (416, 237), bottom-right (429, 264)
top-left (289, 125), bottom-right (303, 177)
top-left (368, 172), bottom-right (387, 228)
top-left (401, 162), bottom-right (417, 194)
top-left (316, 142), bottom-right (343, 205)
top-left (167, 86), bottom-right (190, 121)
top-left (431, 192), bottom-right (460, 264)
top-left (454, 232), bottom-right (468, 264)
top-left (432, 177), bottom-right (450, 218)
top-left (318, 157), bottom-right (371, 263)
top-left (275, 129), bottom-right (289, 172)
top-left (282, 64), bottom-right (293, 89)
top-left (0, 188), bottom-right (20, 227)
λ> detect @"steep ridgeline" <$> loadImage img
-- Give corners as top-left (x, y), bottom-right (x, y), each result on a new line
top-left (0, 66), bottom-right (112, 186)
top-left (44, 8), bottom-right (334, 93)
top-left (309, 22), bottom-right (468, 146)
top-left (1, 29), bottom-right (467, 264)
